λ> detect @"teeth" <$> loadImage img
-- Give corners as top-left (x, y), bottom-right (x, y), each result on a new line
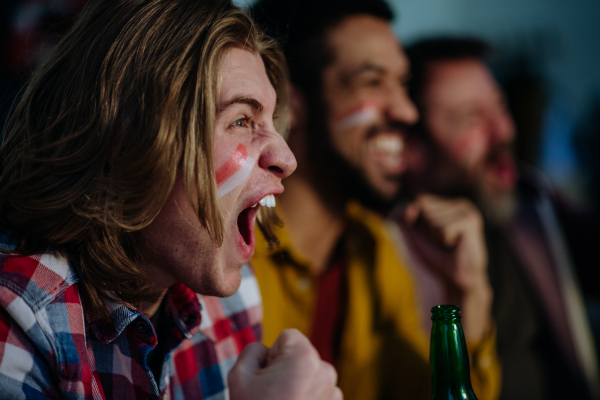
top-left (372, 135), bottom-right (404, 154)
top-left (258, 194), bottom-right (276, 208)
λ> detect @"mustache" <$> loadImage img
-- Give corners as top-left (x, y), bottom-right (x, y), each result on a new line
top-left (486, 142), bottom-right (513, 163)
top-left (366, 120), bottom-right (413, 137)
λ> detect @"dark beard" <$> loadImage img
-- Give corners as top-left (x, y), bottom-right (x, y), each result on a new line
top-left (417, 134), bottom-right (517, 225)
top-left (305, 97), bottom-right (409, 215)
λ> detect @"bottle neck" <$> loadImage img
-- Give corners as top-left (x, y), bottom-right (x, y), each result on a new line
top-left (429, 305), bottom-right (477, 399)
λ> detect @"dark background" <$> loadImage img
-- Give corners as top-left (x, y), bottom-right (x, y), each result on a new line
top-left (3, 0), bottom-right (600, 210)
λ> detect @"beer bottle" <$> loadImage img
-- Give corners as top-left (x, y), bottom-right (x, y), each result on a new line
top-left (429, 305), bottom-right (478, 400)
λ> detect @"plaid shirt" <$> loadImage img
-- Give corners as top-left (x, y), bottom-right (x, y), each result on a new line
top-left (0, 248), bottom-right (262, 399)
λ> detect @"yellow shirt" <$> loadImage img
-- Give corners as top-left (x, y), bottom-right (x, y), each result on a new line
top-left (252, 202), bottom-right (500, 400)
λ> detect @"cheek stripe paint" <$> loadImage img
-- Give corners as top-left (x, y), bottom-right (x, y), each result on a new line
top-left (216, 144), bottom-right (255, 198)
top-left (216, 144), bottom-right (248, 185)
top-left (338, 106), bottom-right (379, 131)
top-left (218, 155), bottom-right (255, 198)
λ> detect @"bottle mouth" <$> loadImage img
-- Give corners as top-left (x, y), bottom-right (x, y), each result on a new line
top-left (431, 304), bottom-right (461, 321)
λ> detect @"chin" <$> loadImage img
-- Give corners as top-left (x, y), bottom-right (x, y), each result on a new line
top-left (183, 264), bottom-right (244, 298)
top-left (478, 185), bottom-right (517, 226)
top-left (215, 264), bottom-right (245, 297)
top-left (219, 277), bottom-right (243, 297)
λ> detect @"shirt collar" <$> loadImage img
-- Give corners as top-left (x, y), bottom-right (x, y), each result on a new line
top-left (86, 282), bottom-right (204, 346)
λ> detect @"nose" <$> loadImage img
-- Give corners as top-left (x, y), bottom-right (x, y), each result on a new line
top-left (258, 132), bottom-right (297, 179)
top-left (385, 85), bottom-right (419, 126)
top-left (489, 107), bottom-right (515, 145)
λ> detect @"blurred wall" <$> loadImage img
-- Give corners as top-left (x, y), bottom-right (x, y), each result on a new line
top-left (394, 0), bottom-right (600, 122)
top-left (390, 0), bottom-right (600, 205)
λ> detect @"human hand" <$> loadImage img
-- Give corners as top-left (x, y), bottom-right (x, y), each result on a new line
top-left (403, 194), bottom-right (492, 340)
top-left (228, 329), bottom-right (343, 400)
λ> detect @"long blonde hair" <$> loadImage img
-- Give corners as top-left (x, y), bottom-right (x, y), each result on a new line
top-left (0, 0), bottom-right (288, 320)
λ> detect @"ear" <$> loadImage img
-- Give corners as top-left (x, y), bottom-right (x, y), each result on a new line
top-left (288, 83), bottom-right (307, 132)
top-left (285, 84), bottom-right (309, 164)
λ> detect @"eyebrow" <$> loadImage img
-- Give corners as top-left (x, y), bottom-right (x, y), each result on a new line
top-left (341, 61), bottom-right (410, 85)
top-left (352, 62), bottom-right (387, 76)
top-left (219, 96), bottom-right (264, 115)
top-left (340, 62), bottom-right (387, 86)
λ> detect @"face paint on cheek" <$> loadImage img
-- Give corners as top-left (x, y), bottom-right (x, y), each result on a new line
top-left (451, 132), bottom-right (487, 168)
top-left (216, 144), bottom-right (255, 198)
top-left (337, 103), bottom-right (380, 131)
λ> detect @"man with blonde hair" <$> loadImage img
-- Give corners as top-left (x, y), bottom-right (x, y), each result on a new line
top-left (0, 0), bottom-right (341, 399)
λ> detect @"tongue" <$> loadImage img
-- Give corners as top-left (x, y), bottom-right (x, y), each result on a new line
top-left (237, 208), bottom-right (252, 245)
top-left (489, 156), bottom-right (517, 189)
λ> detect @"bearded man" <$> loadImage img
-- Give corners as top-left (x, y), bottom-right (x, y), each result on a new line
top-left (250, 2), bottom-right (500, 399)
top-left (405, 36), bottom-right (600, 400)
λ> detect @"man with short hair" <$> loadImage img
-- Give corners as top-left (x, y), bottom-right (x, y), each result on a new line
top-left (250, 1), bottom-right (500, 399)
top-left (0, 0), bottom-right (342, 399)
top-left (405, 36), bottom-right (600, 400)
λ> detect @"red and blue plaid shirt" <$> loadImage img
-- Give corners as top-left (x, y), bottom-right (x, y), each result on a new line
top-left (0, 244), bottom-right (263, 399)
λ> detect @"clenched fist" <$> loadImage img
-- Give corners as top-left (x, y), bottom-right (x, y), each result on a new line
top-left (228, 329), bottom-right (343, 400)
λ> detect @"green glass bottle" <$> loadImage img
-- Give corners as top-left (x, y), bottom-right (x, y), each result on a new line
top-left (429, 305), bottom-right (478, 400)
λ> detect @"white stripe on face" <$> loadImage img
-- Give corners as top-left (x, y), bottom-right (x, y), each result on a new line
top-left (338, 106), bottom-right (379, 131)
top-left (218, 155), bottom-right (255, 198)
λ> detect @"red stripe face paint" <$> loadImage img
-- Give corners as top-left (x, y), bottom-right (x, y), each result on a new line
top-left (216, 144), bottom-right (255, 197)
top-left (337, 102), bottom-right (380, 131)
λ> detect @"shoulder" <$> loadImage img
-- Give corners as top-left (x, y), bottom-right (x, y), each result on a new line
top-left (0, 252), bottom-right (83, 397)
top-left (346, 201), bottom-right (407, 262)
top-left (0, 251), bottom-right (79, 310)
top-left (0, 251), bottom-right (83, 345)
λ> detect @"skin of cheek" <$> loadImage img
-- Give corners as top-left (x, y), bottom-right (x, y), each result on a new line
top-left (450, 130), bottom-right (488, 170)
top-left (216, 143), bottom-right (255, 198)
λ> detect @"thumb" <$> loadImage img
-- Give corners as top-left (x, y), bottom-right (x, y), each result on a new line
top-left (233, 342), bottom-right (270, 374)
top-left (266, 328), bottom-right (310, 367)
top-left (403, 202), bottom-right (421, 226)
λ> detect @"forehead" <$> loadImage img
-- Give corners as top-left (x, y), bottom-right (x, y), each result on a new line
top-left (424, 59), bottom-right (502, 108)
top-left (326, 14), bottom-right (408, 74)
top-left (219, 47), bottom-right (276, 107)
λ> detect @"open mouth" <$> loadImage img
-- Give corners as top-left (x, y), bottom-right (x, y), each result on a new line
top-left (235, 194), bottom-right (276, 253)
top-left (367, 133), bottom-right (405, 173)
top-left (237, 206), bottom-right (258, 246)
top-left (487, 153), bottom-right (517, 190)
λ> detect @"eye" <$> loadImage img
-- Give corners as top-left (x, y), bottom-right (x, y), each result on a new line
top-left (231, 117), bottom-right (249, 128)
top-left (365, 78), bottom-right (382, 87)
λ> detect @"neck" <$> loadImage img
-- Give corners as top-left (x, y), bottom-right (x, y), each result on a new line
top-left (279, 172), bottom-right (346, 276)
top-left (138, 288), bottom-right (168, 319)
top-left (137, 258), bottom-right (173, 318)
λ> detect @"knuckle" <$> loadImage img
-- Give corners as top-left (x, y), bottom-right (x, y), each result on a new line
top-left (277, 328), bottom-right (308, 352)
top-left (280, 328), bottom-right (301, 341)
top-left (294, 343), bottom-right (320, 368)
top-left (322, 361), bottom-right (338, 383)
top-left (334, 387), bottom-right (344, 400)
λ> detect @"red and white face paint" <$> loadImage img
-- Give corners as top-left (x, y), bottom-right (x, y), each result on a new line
top-left (337, 102), bottom-right (380, 131)
top-left (216, 144), bottom-right (255, 198)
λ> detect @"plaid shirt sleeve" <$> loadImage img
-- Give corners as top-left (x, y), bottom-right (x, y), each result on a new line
top-left (0, 252), bottom-right (94, 399)
top-left (0, 293), bottom-right (60, 398)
